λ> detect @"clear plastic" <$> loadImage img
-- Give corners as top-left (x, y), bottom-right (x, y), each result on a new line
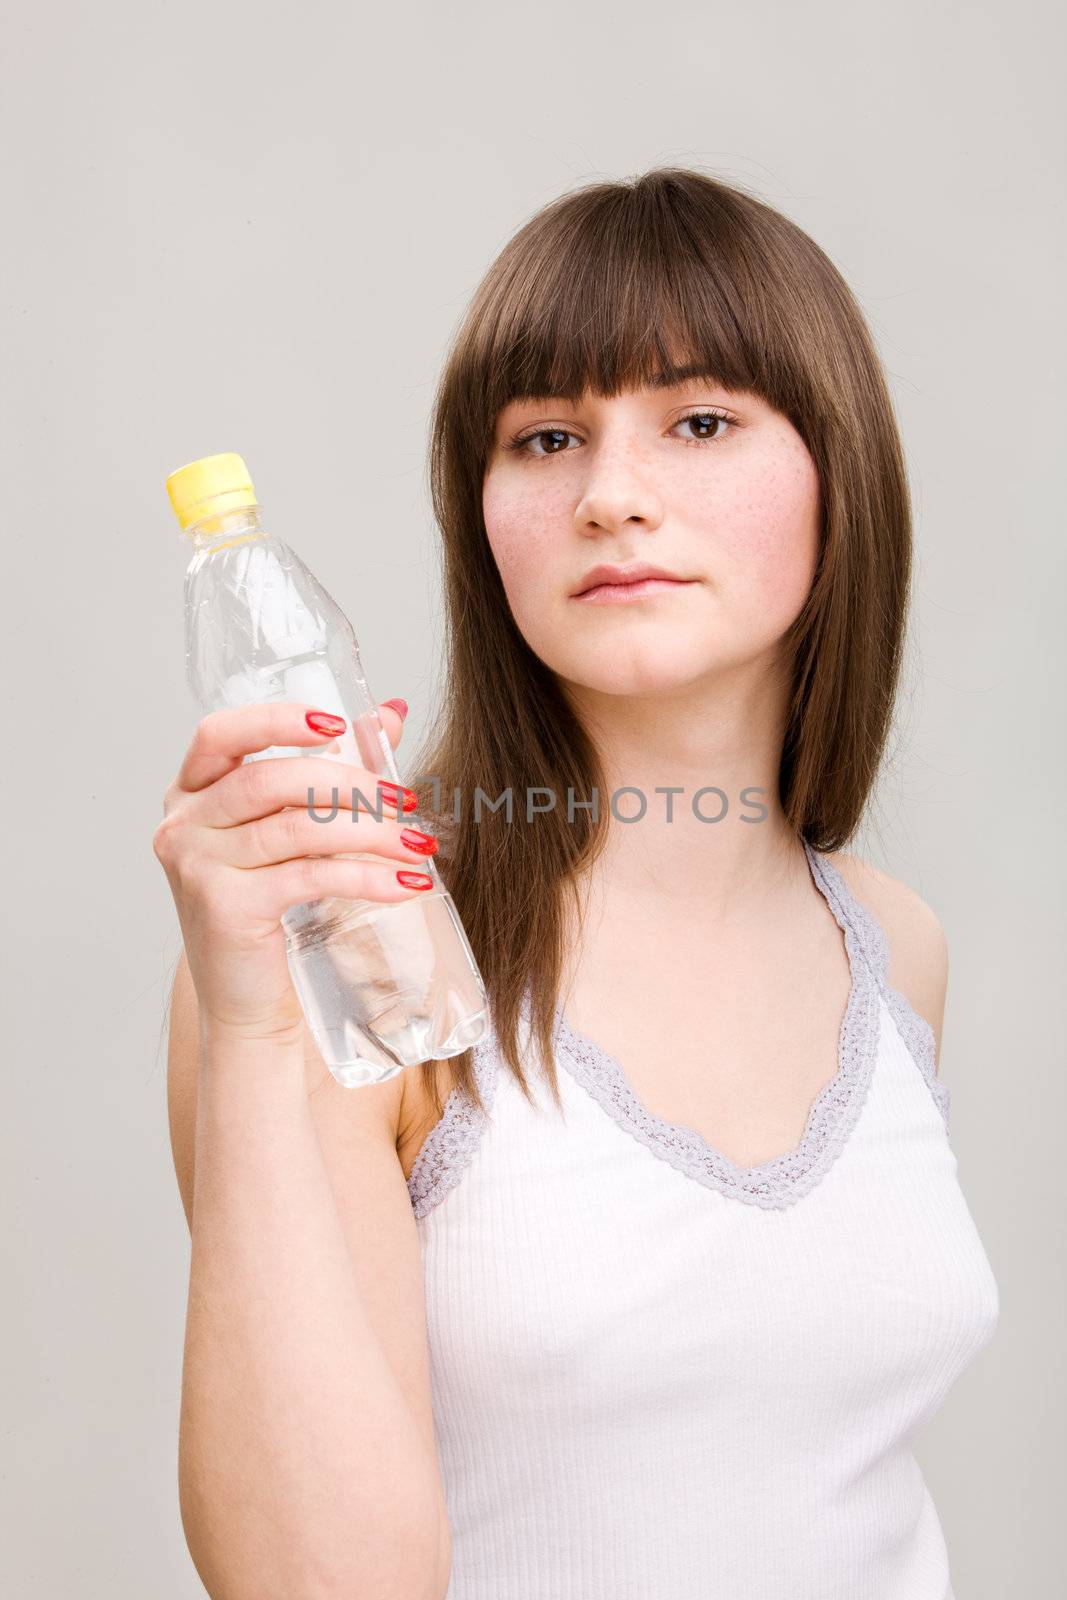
top-left (180, 501), bottom-right (488, 1086)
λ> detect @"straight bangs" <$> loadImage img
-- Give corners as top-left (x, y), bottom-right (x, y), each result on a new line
top-left (451, 176), bottom-right (829, 468)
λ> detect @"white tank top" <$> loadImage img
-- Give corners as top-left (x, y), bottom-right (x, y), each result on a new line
top-left (406, 842), bottom-right (1000, 1599)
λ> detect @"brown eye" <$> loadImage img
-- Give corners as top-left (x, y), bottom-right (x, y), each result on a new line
top-left (674, 411), bottom-right (733, 442)
top-left (511, 429), bottom-right (576, 456)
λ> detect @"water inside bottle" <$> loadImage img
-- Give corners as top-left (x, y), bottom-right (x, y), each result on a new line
top-left (285, 888), bottom-right (489, 1087)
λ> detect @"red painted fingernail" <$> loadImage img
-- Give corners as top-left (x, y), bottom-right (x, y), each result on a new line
top-left (396, 871), bottom-right (433, 890)
top-left (306, 711), bottom-right (346, 735)
top-left (401, 828), bottom-right (439, 855)
top-left (378, 781), bottom-right (419, 813)
top-left (382, 698), bottom-right (408, 718)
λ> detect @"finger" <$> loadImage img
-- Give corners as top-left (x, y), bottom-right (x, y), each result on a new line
top-left (253, 854), bottom-right (435, 919)
top-left (221, 807), bottom-right (439, 872)
top-left (175, 703), bottom-right (358, 795)
top-left (195, 757), bottom-right (420, 829)
top-left (378, 697), bottom-right (409, 753)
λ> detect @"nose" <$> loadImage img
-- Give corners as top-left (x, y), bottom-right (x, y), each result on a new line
top-left (573, 441), bottom-right (665, 537)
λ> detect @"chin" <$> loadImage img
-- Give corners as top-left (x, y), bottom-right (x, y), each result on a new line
top-left (521, 604), bottom-right (736, 692)
top-left (552, 647), bottom-right (721, 700)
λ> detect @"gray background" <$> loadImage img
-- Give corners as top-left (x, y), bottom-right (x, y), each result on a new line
top-left (2, 1), bottom-right (1061, 1592)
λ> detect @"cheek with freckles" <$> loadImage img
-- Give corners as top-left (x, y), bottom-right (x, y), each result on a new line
top-left (482, 475), bottom-right (568, 621)
top-left (704, 442), bottom-right (821, 640)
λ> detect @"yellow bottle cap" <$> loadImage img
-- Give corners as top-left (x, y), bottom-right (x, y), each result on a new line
top-left (165, 452), bottom-right (258, 530)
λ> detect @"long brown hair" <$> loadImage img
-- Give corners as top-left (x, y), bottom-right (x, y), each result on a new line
top-left (405, 165), bottom-right (914, 1121)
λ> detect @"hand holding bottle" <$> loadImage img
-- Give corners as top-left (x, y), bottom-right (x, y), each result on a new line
top-left (152, 698), bottom-right (439, 1043)
top-left (163, 451), bottom-right (486, 1078)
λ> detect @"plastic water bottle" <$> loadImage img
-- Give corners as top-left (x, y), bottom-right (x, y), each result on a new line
top-left (164, 451), bottom-right (488, 1087)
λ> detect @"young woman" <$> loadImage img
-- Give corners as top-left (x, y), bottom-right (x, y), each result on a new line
top-left (158, 168), bottom-right (999, 1600)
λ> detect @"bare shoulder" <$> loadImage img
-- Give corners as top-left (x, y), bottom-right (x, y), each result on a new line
top-left (821, 848), bottom-right (949, 1067)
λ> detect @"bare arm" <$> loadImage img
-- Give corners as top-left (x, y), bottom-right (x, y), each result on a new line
top-left (170, 949), bottom-right (451, 1600)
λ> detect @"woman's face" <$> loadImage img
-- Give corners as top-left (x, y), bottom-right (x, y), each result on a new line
top-left (482, 370), bottom-right (822, 701)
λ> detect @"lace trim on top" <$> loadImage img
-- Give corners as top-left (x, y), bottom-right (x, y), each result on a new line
top-left (407, 1028), bottom-right (501, 1221)
top-left (825, 860), bottom-right (951, 1131)
top-left (406, 842), bottom-right (950, 1217)
top-left (552, 842), bottom-right (950, 1211)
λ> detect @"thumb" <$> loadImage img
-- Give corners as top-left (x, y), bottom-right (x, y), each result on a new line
top-left (379, 697), bottom-right (409, 750)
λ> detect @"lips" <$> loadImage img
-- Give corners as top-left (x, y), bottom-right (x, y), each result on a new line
top-left (572, 563), bottom-right (687, 597)
top-left (575, 577), bottom-right (694, 604)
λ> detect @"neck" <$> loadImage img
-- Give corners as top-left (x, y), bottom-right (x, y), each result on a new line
top-left (561, 657), bottom-right (807, 918)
